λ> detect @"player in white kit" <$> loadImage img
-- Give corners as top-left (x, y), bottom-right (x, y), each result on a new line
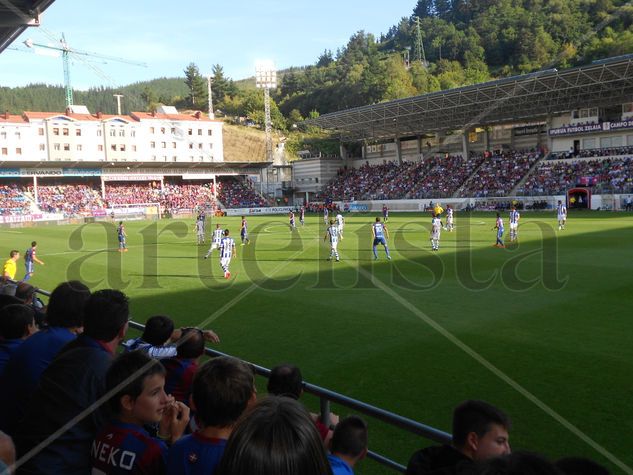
top-left (324, 219), bottom-right (340, 262)
top-left (509, 206), bottom-right (520, 242)
top-left (445, 206), bottom-right (454, 232)
top-left (430, 213), bottom-right (442, 251)
top-left (557, 200), bottom-right (567, 230)
top-left (219, 229), bottom-right (237, 279)
top-left (204, 224), bottom-right (224, 259)
top-left (335, 212), bottom-right (344, 239)
top-left (195, 219), bottom-right (205, 244)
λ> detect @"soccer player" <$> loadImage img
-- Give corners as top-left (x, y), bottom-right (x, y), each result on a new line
top-left (299, 206), bottom-right (305, 226)
top-left (382, 204), bottom-right (389, 222)
top-left (509, 206), bottom-right (520, 242)
top-left (445, 206), bottom-right (454, 232)
top-left (372, 217), bottom-right (391, 260)
top-left (324, 219), bottom-right (340, 262)
top-left (323, 206), bottom-right (329, 225)
top-left (240, 216), bottom-right (250, 246)
top-left (90, 351), bottom-right (190, 474)
top-left (335, 212), bottom-right (345, 238)
top-left (195, 219), bottom-right (205, 245)
top-left (289, 211), bottom-right (296, 231)
top-left (219, 229), bottom-right (237, 279)
top-left (117, 221), bottom-right (128, 252)
top-left (204, 224), bottom-right (224, 259)
top-left (430, 213), bottom-right (442, 251)
top-left (557, 200), bottom-right (567, 230)
top-left (22, 241), bottom-right (45, 282)
top-left (493, 213), bottom-right (505, 248)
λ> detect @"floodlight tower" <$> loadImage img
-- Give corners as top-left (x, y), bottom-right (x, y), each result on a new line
top-left (207, 75), bottom-right (214, 119)
top-left (255, 60), bottom-right (277, 165)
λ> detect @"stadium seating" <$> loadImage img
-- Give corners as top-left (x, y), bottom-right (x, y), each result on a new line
top-left (216, 177), bottom-right (267, 208)
top-left (0, 184), bottom-right (31, 216)
top-left (35, 183), bottom-right (103, 215)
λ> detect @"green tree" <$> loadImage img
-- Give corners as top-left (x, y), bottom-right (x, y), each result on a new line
top-left (183, 63), bottom-right (207, 109)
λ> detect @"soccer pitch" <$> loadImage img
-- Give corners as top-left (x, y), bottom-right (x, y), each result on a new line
top-left (3, 211), bottom-right (633, 474)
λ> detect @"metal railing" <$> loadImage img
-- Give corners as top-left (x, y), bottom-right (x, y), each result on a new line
top-left (19, 286), bottom-right (452, 473)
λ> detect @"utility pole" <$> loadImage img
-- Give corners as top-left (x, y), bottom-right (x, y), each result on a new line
top-left (113, 94), bottom-right (124, 115)
top-left (207, 75), bottom-right (214, 119)
top-left (413, 16), bottom-right (427, 67)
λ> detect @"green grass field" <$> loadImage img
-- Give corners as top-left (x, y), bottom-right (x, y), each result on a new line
top-left (2, 211), bottom-right (633, 474)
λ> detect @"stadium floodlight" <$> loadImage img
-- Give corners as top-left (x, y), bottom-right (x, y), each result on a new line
top-left (255, 60), bottom-right (276, 196)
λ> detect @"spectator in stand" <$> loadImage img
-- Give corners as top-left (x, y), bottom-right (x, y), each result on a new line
top-left (0, 281), bottom-right (89, 435)
top-left (555, 456), bottom-right (609, 475)
top-left (167, 356), bottom-right (257, 475)
top-left (474, 451), bottom-right (560, 475)
top-left (267, 363), bottom-right (339, 443)
top-left (0, 305), bottom-right (37, 376)
top-left (406, 400), bottom-right (511, 475)
top-left (90, 351), bottom-right (190, 474)
top-left (162, 327), bottom-right (206, 406)
top-left (328, 416), bottom-right (368, 475)
top-left (0, 430), bottom-right (15, 475)
top-left (14, 282), bottom-right (46, 327)
top-left (15, 289), bottom-right (130, 475)
top-left (216, 396), bottom-right (333, 475)
top-left (124, 315), bottom-right (220, 360)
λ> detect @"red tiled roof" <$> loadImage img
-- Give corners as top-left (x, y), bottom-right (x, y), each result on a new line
top-left (131, 111), bottom-right (219, 122)
top-left (0, 114), bottom-right (26, 123)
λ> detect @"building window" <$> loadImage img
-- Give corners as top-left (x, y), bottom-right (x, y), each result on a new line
top-left (150, 127), bottom-right (155, 134)
top-left (171, 127), bottom-right (176, 134)
top-left (161, 142), bottom-right (166, 148)
top-left (110, 129), bottom-right (116, 136)
top-left (189, 143), bottom-right (193, 149)
top-left (64, 143), bottom-right (70, 151)
top-left (132, 145), bottom-right (137, 152)
top-left (98, 145), bottom-right (103, 151)
top-left (1, 148), bottom-right (7, 155)
top-left (118, 129), bottom-right (125, 137)
top-left (15, 132), bottom-right (21, 139)
top-left (77, 144), bottom-right (83, 151)
top-left (76, 129), bottom-right (82, 136)
top-left (198, 143), bottom-right (203, 149)
top-left (188, 129), bottom-right (193, 135)
top-left (131, 130), bottom-right (136, 137)
top-left (39, 144), bottom-right (45, 151)
top-left (0, 132), bottom-right (5, 140)
top-left (97, 129), bottom-right (102, 136)
top-left (15, 148), bottom-right (21, 155)
top-left (53, 128), bottom-right (59, 135)
top-left (54, 144), bottom-right (61, 151)
top-left (111, 144), bottom-right (117, 151)
top-left (38, 128), bottom-right (44, 136)
top-left (208, 129), bottom-right (212, 136)
top-left (150, 141), bottom-right (156, 149)
top-left (121, 144), bottom-right (126, 152)
top-left (172, 142), bottom-right (176, 148)
top-left (160, 127), bottom-right (166, 134)
top-left (63, 128), bottom-right (69, 136)
top-left (209, 143), bottom-right (213, 149)
top-left (198, 129), bottom-right (202, 136)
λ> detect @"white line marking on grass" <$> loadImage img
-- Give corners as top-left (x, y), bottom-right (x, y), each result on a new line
top-left (339, 255), bottom-right (633, 474)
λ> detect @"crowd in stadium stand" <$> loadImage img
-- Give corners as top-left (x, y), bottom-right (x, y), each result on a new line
top-left (459, 150), bottom-right (542, 198)
top-left (407, 154), bottom-right (485, 199)
top-left (35, 183), bottom-right (103, 215)
top-left (550, 145), bottom-right (633, 160)
top-left (0, 184), bottom-right (31, 216)
top-left (216, 177), bottom-right (267, 208)
top-left (519, 157), bottom-right (633, 195)
top-left (0, 280), bottom-right (612, 475)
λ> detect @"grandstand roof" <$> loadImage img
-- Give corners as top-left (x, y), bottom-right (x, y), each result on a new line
top-left (0, 0), bottom-right (56, 53)
top-left (306, 55), bottom-right (633, 143)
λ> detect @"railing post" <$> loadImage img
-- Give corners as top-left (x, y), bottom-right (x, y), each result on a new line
top-left (320, 396), bottom-right (331, 428)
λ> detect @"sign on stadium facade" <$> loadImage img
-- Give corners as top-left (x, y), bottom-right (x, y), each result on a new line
top-left (548, 120), bottom-right (633, 136)
top-left (224, 206), bottom-right (294, 216)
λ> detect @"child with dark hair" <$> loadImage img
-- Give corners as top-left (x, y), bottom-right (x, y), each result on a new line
top-left (123, 315), bottom-right (178, 359)
top-left (328, 416), bottom-right (368, 475)
top-left (0, 304), bottom-right (36, 375)
top-left (167, 356), bottom-right (256, 475)
top-left (216, 396), bottom-right (333, 475)
top-left (162, 328), bottom-right (206, 405)
top-left (91, 351), bottom-right (190, 474)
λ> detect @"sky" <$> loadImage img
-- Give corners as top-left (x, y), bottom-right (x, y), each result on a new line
top-left (1, 0), bottom-right (417, 90)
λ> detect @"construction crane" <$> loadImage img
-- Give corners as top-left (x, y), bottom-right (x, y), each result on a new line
top-left (24, 33), bottom-right (147, 107)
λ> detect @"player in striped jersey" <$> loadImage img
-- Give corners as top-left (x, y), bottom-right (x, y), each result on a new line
top-left (445, 206), bottom-right (454, 232)
top-left (289, 211), bottom-right (296, 231)
top-left (323, 206), bottom-right (329, 224)
top-left (557, 200), bottom-right (567, 230)
top-left (430, 213), bottom-right (442, 251)
top-left (240, 216), bottom-right (250, 245)
top-left (372, 217), bottom-right (391, 260)
top-left (219, 229), bottom-right (237, 279)
top-left (324, 219), bottom-right (340, 262)
top-left (493, 213), bottom-right (505, 248)
top-left (204, 224), bottom-right (225, 259)
top-left (509, 206), bottom-right (520, 242)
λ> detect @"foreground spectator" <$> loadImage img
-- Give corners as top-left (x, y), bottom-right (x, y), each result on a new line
top-left (0, 430), bottom-right (15, 475)
top-left (216, 396), bottom-right (333, 475)
top-left (555, 456), bottom-right (610, 475)
top-left (267, 363), bottom-right (339, 443)
top-left (406, 400), bottom-right (511, 475)
top-left (475, 451), bottom-right (559, 475)
top-left (0, 281), bottom-right (89, 435)
top-left (15, 289), bottom-right (129, 475)
top-left (167, 356), bottom-right (256, 475)
top-left (14, 283), bottom-right (46, 327)
top-left (91, 351), bottom-right (190, 474)
top-left (328, 416), bottom-right (368, 475)
top-left (0, 305), bottom-right (37, 375)
top-left (162, 327), bottom-right (206, 405)
top-left (124, 315), bottom-right (179, 359)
